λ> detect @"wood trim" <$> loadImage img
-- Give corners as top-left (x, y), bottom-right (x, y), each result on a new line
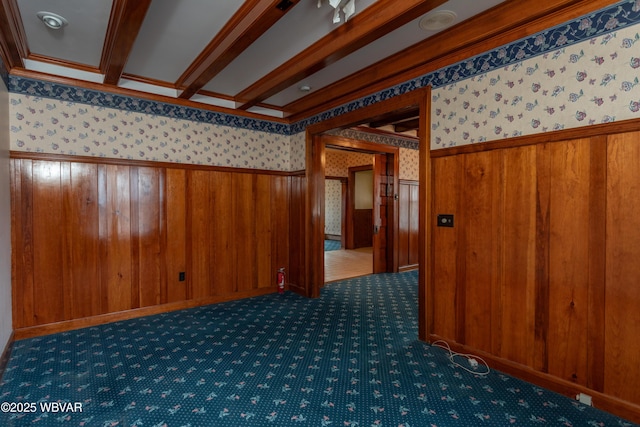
top-left (399, 264), bottom-right (418, 272)
top-left (306, 132), bottom-right (325, 298)
top-left (26, 53), bottom-right (102, 74)
top-left (14, 287), bottom-right (278, 340)
top-left (427, 335), bottom-right (640, 425)
top-left (10, 151), bottom-right (294, 176)
top-left (237, 0), bottom-right (446, 110)
top-left (419, 86), bottom-right (431, 341)
top-left (353, 125), bottom-right (419, 142)
top-left (100, 0), bottom-right (153, 85)
top-left (308, 89), bottom-right (425, 135)
top-left (306, 87), bottom-right (428, 306)
top-left (177, 0), bottom-right (299, 100)
top-left (0, 0), bottom-right (27, 68)
top-left (431, 117), bottom-right (640, 158)
top-left (285, 0), bottom-right (607, 121)
top-left (325, 135), bottom-right (401, 154)
top-left (399, 179), bottom-right (419, 186)
top-left (325, 176), bottom-right (347, 182)
top-left (0, 332), bottom-right (14, 379)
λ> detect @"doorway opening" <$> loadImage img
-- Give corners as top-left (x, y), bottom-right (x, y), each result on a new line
top-left (304, 87), bottom-right (431, 340)
top-left (320, 137), bottom-right (398, 284)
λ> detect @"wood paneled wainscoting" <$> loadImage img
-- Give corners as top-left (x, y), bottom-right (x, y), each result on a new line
top-left (398, 179), bottom-right (419, 271)
top-left (10, 153), bottom-right (304, 339)
top-left (427, 120), bottom-right (640, 423)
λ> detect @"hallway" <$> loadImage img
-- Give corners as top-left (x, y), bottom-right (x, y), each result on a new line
top-left (324, 247), bottom-right (372, 283)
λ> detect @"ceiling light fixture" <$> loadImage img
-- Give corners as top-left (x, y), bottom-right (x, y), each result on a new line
top-left (36, 11), bottom-right (68, 30)
top-left (299, 85), bottom-right (312, 92)
top-left (419, 10), bottom-right (457, 31)
top-left (318, 0), bottom-right (356, 24)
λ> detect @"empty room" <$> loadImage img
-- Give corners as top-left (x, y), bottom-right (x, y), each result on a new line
top-left (1, 0), bottom-right (640, 425)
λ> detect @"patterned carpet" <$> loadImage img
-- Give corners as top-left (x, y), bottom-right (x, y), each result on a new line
top-left (0, 271), bottom-right (635, 426)
top-left (324, 239), bottom-right (341, 252)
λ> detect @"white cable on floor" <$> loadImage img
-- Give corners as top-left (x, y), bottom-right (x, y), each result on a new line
top-left (431, 340), bottom-right (491, 376)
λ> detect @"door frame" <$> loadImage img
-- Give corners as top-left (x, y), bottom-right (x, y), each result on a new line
top-left (305, 87), bottom-right (431, 343)
top-left (346, 163), bottom-right (373, 250)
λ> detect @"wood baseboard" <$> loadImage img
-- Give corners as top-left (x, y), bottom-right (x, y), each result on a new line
top-left (0, 332), bottom-right (15, 381)
top-left (14, 288), bottom-right (278, 340)
top-left (324, 234), bottom-right (341, 241)
top-left (428, 335), bottom-right (640, 424)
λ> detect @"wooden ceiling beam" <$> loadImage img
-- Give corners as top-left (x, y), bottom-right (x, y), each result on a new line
top-left (235, 0), bottom-right (447, 111)
top-left (177, 0), bottom-right (299, 100)
top-left (100, 0), bottom-right (153, 86)
top-left (285, 0), bottom-right (612, 121)
top-left (0, 0), bottom-right (28, 69)
top-left (369, 107), bottom-right (419, 128)
top-left (394, 118), bottom-right (420, 133)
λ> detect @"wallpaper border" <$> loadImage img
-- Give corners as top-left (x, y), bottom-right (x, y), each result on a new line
top-left (5, 1), bottom-right (637, 138)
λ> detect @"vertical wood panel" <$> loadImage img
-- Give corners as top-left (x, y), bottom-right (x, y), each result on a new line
top-left (547, 140), bottom-right (590, 385)
top-left (256, 175), bottom-right (273, 289)
top-left (12, 159), bottom-right (35, 328)
top-left (288, 175), bottom-right (306, 292)
top-left (398, 183), bottom-right (410, 267)
top-left (137, 167), bottom-right (162, 307)
top-left (398, 180), bottom-right (420, 270)
top-left (500, 146), bottom-right (537, 366)
top-left (129, 167), bottom-right (140, 308)
top-left (272, 176), bottom-right (289, 287)
top-left (605, 132), bottom-right (640, 403)
top-left (165, 169), bottom-right (187, 303)
top-left (533, 144), bottom-right (551, 373)
top-left (67, 162), bottom-right (101, 319)
top-left (408, 183), bottom-right (419, 266)
top-left (432, 157), bottom-right (460, 339)
top-left (234, 174), bottom-right (257, 292)
top-left (189, 170), bottom-right (212, 299)
top-left (31, 161), bottom-right (65, 324)
top-left (461, 151), bottom-right (497, 351)
top-left (211, 171), bottom-right (234, 295)
top-left (587, 136), bottom-right (607, 393)
top-left (104, 165), bottom-right (132, 312)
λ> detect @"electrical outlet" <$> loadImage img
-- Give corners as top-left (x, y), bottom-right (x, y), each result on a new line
top-left (179, 272), bottom-right (185, 282)
top-left (576, 393), bottom-right (592, 406)
top-left (468, 358), bottom-right (478, 368)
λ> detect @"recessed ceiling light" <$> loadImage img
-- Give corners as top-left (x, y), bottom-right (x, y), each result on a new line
top-left (36, 11), bottom-right (68, 30)
top-left (419, 10), bottom-right (457, 31)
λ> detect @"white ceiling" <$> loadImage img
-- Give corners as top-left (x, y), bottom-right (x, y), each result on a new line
top-left (9, 0), bottom-right (507, 120)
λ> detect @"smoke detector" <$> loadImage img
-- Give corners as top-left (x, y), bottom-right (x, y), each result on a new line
top-left (419, 10), bottom-right (457, 31)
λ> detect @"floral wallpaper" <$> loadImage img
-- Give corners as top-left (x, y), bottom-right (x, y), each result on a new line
top-left (10, 94), bottom-right (291, 171)
top-left (325, 179), bottom-right (342, 236)
top-left (325, 149), bottom-right (373, 177)
top-left (399, 148), bottom-right (419, 181)
top-left (290, 131), bottom-right (306, 171)
top-left (431, 22), bottom-right (640, 148)
top-left (6, 1), bottom-right (640, 165)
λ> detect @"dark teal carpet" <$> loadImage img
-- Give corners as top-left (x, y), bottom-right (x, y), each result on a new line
top-left (324, 239), bottom-right (341, 251)
top-left (1, 271), bottom-right (636, 426)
